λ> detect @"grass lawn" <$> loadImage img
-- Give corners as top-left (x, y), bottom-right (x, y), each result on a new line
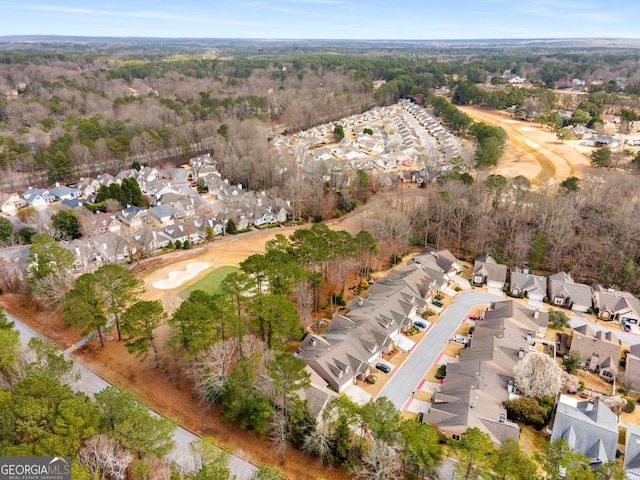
top-left (178, 266), bottom-right (239, 299)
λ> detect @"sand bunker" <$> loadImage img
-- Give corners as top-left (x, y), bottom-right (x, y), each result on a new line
top-left (152, 262), bottom-right (210, 290)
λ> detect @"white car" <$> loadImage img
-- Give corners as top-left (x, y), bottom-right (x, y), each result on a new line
top-left (452, 334), bottom-right (468, 345)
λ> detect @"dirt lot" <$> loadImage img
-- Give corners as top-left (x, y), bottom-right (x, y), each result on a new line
top-left (458, 106), bottom-right (596, 184)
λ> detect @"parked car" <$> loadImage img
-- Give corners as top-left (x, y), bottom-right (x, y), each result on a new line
top-left (432, 300), bottom-right (444, 308)
top-left (413, 321), bottom-right (427, 329)
top-left (452, 334), bottom-right (468, 345)
top-left (469, 315), bottom-right (482, 321)
top-left (375, 363), bottom-right (391, 374)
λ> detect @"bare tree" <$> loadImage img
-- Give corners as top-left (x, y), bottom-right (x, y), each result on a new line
top-left (355, 438), bottom-right (403, 480)
top-left (78, 434), bottom-right (133, 480)
top-left (268, 411), bottom-right (290, 463)
top-left (193, 337), bottom-right (239, 403)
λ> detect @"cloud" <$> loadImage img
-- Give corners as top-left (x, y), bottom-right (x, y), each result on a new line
top-left (24, 4), bottom-right (272, 27)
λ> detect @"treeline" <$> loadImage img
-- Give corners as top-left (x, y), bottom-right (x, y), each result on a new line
top-left (422, 91), bottom-right (507, 168)
top-left (3, 47), bottom-right (640, 191)
top-left (388, 171), bottom-right (640, 293)
top-left (0, 307), bottom-right (177, 477)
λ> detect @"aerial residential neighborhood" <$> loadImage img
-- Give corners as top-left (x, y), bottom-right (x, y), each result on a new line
top-left (3, 8), bottom-right (640, 479)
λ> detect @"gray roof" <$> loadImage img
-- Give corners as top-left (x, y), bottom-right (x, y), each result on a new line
top-left (548, 272), bottom-right (592, 307)
top-left (149, 204), bottom-right (175, 220)
top-left (473, 254), bottom-right (507, 283)
top-left (423, 300), bottom-right (548, 446)
top-left (625, 423), bottom-right (640, 474)
top-left (550, 395), bottom-right (618, 467)
top-left (510, 270), bottom-right (547, 296)
top-left (49, 185), bottom-right (80, 199)
top-left (592, 285), bottom-right (640, 319)
top-left (571, 325), bottom-right (620, 375)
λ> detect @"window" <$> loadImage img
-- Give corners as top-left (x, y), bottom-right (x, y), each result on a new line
top-left (452, 434), bottom-right (461, 441)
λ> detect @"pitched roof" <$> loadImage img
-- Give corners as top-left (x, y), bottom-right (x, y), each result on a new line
top-left (510, 270), bottom-right (547, 296)
top-left (423, 300), bottom-right (547, 446)
top-left (570, 325), bottom-right (620, 375)
top-left (625, 423), bottom-right (640, 473)
top-left (548, 272), bottom-right (592, 307)
top-left (473, 254), bottom-right (507, 283)
top-left (592, 285), bottom-right (640, 318)
top-left (550, 395), bottom-right (618, 466)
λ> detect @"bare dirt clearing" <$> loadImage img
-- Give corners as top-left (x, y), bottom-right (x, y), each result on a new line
top-left (458, 106), bottom-right (595, 184)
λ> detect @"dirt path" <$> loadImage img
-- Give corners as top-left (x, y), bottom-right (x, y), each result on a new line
top-left (458, 106), bottom-right (594, 184)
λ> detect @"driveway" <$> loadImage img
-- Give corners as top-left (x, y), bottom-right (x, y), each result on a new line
top-left (378, 291), bottom-right (498, 410)
top-left (5, 309), bottom-right (256, 478)
top-left (570, 316), bottom-right (640, 346)
top-left (169, 167), bottom-right (200, 199)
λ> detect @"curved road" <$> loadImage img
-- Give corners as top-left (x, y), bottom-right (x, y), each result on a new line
top-left (6, 309), bottom-right (256, 478)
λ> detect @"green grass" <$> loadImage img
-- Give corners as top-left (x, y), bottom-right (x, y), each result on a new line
top-left (177, 266), bottom-right (239, 299)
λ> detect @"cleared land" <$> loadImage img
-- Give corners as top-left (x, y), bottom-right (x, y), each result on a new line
top-left (458, 106), bottom-right (595, 184)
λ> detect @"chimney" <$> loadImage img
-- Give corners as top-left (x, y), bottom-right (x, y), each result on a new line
top-left (534, 310), bottom-right (539, 319)
top-left (527, 331), bottom-right (534, 345)
top-left (55, 182), bottom-right (60, 187)
top-left (523, 267), bottom-right (530, 274)
top-left (519, 347), bottom-right (525, 358)
top-left (586, 399), bottom-right (595, 412)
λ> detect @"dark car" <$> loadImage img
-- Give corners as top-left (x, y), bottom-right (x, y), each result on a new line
top-left (375, 363), bottom-right (391, 374)
top-left (432, 300), bottom-right (444, 308)
top-left (413, 321), bottom-right (427, 329)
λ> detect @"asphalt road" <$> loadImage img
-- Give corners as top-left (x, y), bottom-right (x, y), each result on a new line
top-left (379, 290), bottom-right (498, 410)
top-left (401, 110), bottom-right (439, 166)
top-left (6, 309), bottom-right (257, 478)
top-left (379, 290), bottom-right (640, 411)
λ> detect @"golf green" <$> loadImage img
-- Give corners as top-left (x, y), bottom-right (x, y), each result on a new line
top-left (177, 265), bottom-right (240, 299)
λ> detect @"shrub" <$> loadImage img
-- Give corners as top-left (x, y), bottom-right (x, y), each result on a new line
top-left (549, 310), bottom-right (571, 329)
top-left (624, 399), bottom-right (636, 413)
top-left (504, 397), bottom-right (550, 429)
top-left (435, 365), bottom-right (447, 380)
top-left (562, 351), bottom-right (582, 375)
top-left (560, 371), bottom-right (580, 393)
top-left (578, 380), bottom-right (585, 391)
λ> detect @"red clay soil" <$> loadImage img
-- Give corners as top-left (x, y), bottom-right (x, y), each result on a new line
top-left (0, 293), bottom-right (350, 480)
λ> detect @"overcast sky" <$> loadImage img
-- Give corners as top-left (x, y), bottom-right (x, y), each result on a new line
top-left (0, 0), bottom-right (638, 39)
